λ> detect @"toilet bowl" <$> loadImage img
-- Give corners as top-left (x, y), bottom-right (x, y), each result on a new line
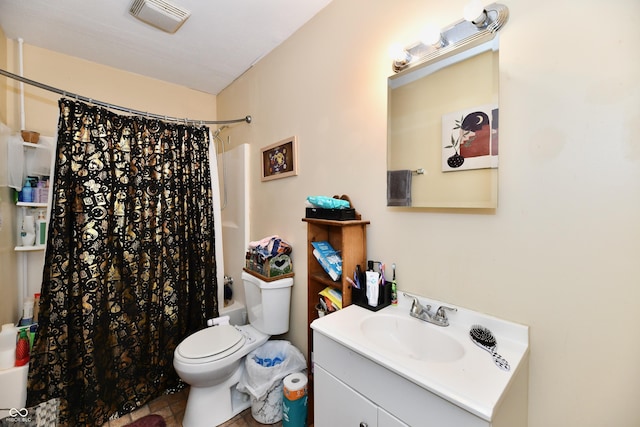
top-left (173, 272), bottom-right (293, 427)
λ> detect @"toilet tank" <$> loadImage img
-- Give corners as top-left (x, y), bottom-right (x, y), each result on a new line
top-left (241, 271), bottom-right (293, 335)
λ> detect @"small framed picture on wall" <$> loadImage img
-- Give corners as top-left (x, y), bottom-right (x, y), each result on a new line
top-left (261, 136), bottom-right (298, 181)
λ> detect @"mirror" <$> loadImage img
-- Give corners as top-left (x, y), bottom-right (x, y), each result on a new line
top-left (387, 4), bottom-right (508, 209)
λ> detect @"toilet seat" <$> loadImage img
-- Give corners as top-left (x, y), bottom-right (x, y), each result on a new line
top-left (177, 325), bottom-right (246, 362)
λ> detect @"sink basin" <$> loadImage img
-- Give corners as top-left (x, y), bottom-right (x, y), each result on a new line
top-left (360, 314), bottom-right (465, 362)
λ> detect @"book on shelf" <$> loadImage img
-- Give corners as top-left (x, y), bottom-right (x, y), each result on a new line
top-left (311, 240), bottom-right (342, 281)
top-left (319, 287), bottom-right (342, 311)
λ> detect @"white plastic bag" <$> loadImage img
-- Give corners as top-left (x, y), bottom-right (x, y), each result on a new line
top-left (237, 340), bottom-right (307, 401)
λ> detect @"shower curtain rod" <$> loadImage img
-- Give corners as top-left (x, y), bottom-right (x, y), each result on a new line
top-left (0, 68), bottom-right (252, 126)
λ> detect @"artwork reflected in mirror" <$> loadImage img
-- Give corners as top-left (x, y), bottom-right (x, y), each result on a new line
top-left (387, 40), bottom-right (499, 209)
top-left (442, 104), bottom-right (498, 172)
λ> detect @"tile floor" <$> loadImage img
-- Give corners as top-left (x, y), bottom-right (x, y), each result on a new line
top-left (101, 387), bottom-right (284, 427)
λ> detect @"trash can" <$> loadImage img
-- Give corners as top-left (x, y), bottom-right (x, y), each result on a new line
top-left (237, 340), bottom-right (307, 424)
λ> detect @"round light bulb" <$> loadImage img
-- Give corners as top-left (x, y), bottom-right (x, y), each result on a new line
top-left (419, 24), bottom-right (443, 47)
top-left (388, 43), bottom-right (410, 64)
top-left (464, 0), bottom-right (486, 24)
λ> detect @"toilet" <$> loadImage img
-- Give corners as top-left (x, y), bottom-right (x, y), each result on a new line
top-left (173, 271), bottom-right (293, 427)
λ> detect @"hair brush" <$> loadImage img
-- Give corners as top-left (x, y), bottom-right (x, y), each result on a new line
top-left (469, 324), bottom-right (510, 371)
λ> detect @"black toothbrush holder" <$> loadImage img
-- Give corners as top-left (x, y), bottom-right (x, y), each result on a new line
top-left (352, 278), bottom-right (392, 312)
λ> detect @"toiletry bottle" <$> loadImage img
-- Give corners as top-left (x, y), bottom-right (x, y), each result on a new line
top-left (391, 282), bottom-right (397, 305)
top-left (20, 298), bottom-right (34, 326)
top-left (33, 293), bottom-right (41, 323)
top-left (391, 263), bottom-right (398, 306)
top-left (40, 178), bottom-right (49, 203)
top-left (21, 215), bottom-right (36, 246)
top-left (36, 210), bottom-right (47, 245)
top-left (15, 329), bottom-right (30, 366)
top-left (36, 179), bottom-right (44, 203)
top-left (21, 179), bottom-right (33, 203)
top-left (28, 324), bottom-right (37, 352)
top-left (365, 261), bottom-right (380, 307)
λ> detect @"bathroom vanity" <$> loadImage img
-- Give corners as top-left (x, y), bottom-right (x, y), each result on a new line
top-left (311, 295), bottom-right (529, 426)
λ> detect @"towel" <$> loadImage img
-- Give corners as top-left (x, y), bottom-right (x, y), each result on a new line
top-left (4, 130), bottom-right (54, 190)
top-left (25, 135), bottom-right (54, 177)
top-left (387, 170), bottom-right (412, 206)
top-left (249, 235), bottom-right (292, 260)
top-left (5, 130), bottom-right (24, 190)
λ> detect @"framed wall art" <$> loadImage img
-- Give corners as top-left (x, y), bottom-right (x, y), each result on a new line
top-left (261, 136), bottom-right (298, 181)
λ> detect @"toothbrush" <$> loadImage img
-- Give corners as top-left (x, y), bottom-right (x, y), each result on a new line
top-left (346, 276), bottom-right (358, 289)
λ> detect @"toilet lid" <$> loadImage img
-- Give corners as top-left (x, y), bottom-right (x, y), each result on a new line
top-left (177, 325), bottom-right (245, 359)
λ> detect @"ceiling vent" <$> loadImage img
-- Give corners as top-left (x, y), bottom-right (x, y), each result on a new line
top-left (129, 0), bottom-right (191, 33)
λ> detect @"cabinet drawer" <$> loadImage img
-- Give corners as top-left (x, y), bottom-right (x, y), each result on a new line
top-left (314, 365), bottom-right (378, 427)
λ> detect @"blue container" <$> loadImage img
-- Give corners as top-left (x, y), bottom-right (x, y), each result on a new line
top-left (21, 180), bottom-right (33, 203)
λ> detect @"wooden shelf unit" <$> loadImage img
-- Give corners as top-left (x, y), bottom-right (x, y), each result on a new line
top-left (302, 217), bottom-right (369, 423)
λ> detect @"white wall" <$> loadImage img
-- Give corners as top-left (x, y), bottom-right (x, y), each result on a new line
top-left (217, 0), bottom-right (640, 426)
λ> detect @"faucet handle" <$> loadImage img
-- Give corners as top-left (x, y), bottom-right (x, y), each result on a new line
top-left (403, 293), bottom-right (430, 315)
top-left (434, 305), bottom-right (457, 322)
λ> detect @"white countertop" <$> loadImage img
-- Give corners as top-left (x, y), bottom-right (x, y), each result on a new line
top-left (311, 293), bottom-right (529, 421)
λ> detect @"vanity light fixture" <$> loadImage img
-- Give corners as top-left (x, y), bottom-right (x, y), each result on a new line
top-left (391, 2), bottom-right (509, 73)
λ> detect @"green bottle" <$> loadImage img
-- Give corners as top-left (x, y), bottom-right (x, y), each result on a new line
top-left (391, 263), bottom-right (398, 305)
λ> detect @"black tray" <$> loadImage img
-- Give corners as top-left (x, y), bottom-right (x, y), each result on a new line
top-left (305, 207), bottom-right (356, 221)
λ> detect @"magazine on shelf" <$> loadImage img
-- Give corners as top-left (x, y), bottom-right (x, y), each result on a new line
top-left (311, 240), bottom-right (342, 281)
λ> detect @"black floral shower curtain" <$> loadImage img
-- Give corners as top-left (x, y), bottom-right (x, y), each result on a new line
top-left (27, 99), bottom-right (219, 425)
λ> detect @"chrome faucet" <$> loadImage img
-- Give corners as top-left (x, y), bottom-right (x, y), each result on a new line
top-left (403, 293), bottom-right (457, 327)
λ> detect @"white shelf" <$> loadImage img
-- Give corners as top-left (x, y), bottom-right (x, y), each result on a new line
top-left (23, 141), bottom-right (51, 150)
top-left (16, 202), bottom-right (48, 208)
top-left (14, 246), bottom-right (45, 252)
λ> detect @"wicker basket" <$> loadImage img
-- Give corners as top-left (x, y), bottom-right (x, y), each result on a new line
top-left (21, 130), bottom-right (40, 143)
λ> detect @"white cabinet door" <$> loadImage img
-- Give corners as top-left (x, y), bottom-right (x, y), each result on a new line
top-left (378, 407), bottom-right (410, 427)
top-left (315, 365), bottom-right (378, 427)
